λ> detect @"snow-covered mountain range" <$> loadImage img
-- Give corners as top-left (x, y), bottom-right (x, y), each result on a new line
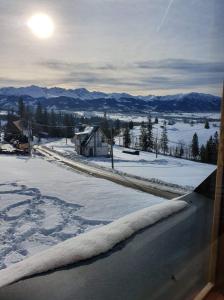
top-left (0, 86), bottom-right (135, 100)
top-left (0, 85), bottom-right (221, 113)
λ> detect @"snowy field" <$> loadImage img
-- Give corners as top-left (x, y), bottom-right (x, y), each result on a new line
top-left (41, 139), bottom-right (216, 190)
top-left (42, 138), bottom-right (75, 155)
top-left (86, 146), bottom-right (216, 189)
top-left (74, 111), bottom-right (221, 123)
top-left (75, 111), bottom-right (220, 146)
top-left (42, 139), bottom-right (216, 190)
top-left (0, 155), bottom-right (165, 269)
top-left (122, 121), bottom-right (220, 149)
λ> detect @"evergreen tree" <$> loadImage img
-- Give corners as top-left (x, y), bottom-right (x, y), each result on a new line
top-left (5, 110), bottom-right (16, 135)
top-left (18, 98), bottom-right (26, 119)
top-left (35, 103), bottom-right (43, 124)
top-left (213, 131), bottom-right (219, 145)
top-left (139, 123), bottom-right (148, 151)
top-left (191, 133), bottom-right (199, 159)
top-left (204, 120), bottom-right (210, 129)
top-left (147, 116), bottom-right (153, 151)
top-left (114, 119), bottom-right (121, 135)
top-left (100, 118), bottom-right (110, 138)
top-left (200, 145), bottom-right (206, 163)
top-left (63, 113), bottom-right (75, 138)
top-left (205, 136), bottom-right (214, 163)
top-left (179, 145), bottom-right (184, 158)
top-left (160, 124), bottom-right (168, 154)
top-left (204, 134), bottom-right (218, 164)
top-left (213, 131), bottom-right (219, 164)
top-left (49, 110), bottom-right (58, 137)
top-left (42, 108), bottom-right (49, 126)
top-left (154, 117), bottom-right (158, 124)
top-left (128, 120), bottom-right (134, 130)
top-left (43, 108), bottom-right (49, 133)
top-left (123, 126), bottom-right (131, 148)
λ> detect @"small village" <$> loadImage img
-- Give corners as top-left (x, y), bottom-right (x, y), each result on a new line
top-left (0, 98), bottom-right (220, 167)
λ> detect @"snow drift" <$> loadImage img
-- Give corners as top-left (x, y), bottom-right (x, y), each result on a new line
top-left (0, 200), bottom-right (187, 288)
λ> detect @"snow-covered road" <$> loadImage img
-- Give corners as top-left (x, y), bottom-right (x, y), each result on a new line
top-left (43, 139), bottom-right (216, 190)
top-left (37, 145), bottom-right (183, 198)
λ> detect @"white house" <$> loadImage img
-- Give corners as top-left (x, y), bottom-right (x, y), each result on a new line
top-left (72, 126), bottom-right (109, 157)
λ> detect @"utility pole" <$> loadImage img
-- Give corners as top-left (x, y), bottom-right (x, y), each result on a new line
top-left (65, 128), bottom-right (67, 145)
top-left (155, 127), bottom-right (158, 158)
top-left (27, 120), bottom-right (32, 156)
top-left (111, 127), bottom-right (114, 169)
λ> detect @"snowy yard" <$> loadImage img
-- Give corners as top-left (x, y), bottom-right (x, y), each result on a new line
top-left (42, 138), bottom-right (76, 155)
top-left (125, 121), bottom-right (220, 148)
top-left (41, 139), bottom-right (216, 190)
top-left (87, 145), bottom-right (216, 189)
top-left (0, 155), bottom-right (165, 269)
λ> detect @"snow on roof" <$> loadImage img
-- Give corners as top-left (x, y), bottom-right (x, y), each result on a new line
top-left (0, 200), bottom-right (187, 288)
top-left (75, 126), bottom-right (94, 136)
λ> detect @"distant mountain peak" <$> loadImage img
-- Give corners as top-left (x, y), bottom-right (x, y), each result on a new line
top-left (0, 86), bottom-right (221, 113)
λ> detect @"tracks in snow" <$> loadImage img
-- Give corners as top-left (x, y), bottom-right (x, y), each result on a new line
top-left (0, 183), bottom-right (109, 269)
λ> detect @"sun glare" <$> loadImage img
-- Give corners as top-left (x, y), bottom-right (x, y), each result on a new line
top-left (27, 13), bottom-right (54, 39)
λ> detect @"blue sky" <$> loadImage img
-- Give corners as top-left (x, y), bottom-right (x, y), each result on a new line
top-left (0, 0), bottom-right (223, 95)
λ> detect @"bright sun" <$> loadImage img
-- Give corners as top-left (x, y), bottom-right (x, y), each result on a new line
top-left (27, 13), bottom-right (54, 39)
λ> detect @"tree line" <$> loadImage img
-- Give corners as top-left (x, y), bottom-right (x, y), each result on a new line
top-left (4, 98), bottom-right (124, 141)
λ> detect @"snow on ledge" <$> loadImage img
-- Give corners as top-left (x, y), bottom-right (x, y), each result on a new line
top-left (0, 200), bottom-right (188, 288)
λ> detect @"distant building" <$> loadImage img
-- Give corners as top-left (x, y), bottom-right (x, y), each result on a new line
top-left (4, 120), bottom-right (29, 152)
top-left (72, 125), bottom-right (109, 157)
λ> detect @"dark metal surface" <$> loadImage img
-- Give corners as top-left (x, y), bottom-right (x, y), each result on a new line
top-left (0, 192), bottom-right (213, 300)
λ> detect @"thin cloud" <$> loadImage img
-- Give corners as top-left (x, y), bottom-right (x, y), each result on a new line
top-left (135, 59), bottom-right (224, 73)
top-left (39, 60), bottom-right (117, 72)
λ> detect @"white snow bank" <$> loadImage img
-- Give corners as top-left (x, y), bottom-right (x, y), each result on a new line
top-left (0, 200), bottom-right (187, 288)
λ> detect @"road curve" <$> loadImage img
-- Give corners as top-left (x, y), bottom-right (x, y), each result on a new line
top-left (35, 145), bottom-right (185, 200)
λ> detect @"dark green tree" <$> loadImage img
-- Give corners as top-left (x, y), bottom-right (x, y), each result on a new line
top-left (147, 116), bottom-right (153, 151)
top-left (205, 136), bottom-right (214, 163)
top-left (154, 117), bottom-right (158, 124)
top-left (114, 119), bottom-right (121, 136)
top-left (191, 133), bottom-right (199, 159)
top-left (179, 145), bottom-right (184, 158)
top-left (18, 98), bottom-right (26, 119)
top-left (160, 124), bottom-right (168, 154)
top-left (204, 120), bottom-right (210, 129)
top-left (49, 110), bottom-right (58, 137)
top-left (200, 145), bottom-right (206, 163)
top-left (35, 103), bottom-right (43, 124)
top-left (128, 120), bottom-right (134, 130)
top-left (123, 126), bottom-right (131, 148)
top-left (139, 124), bottom-right (148, 151)
top-left (212, 131), bottom-right (219, 164)
top-left (100, 118), bottom-right (110, 138)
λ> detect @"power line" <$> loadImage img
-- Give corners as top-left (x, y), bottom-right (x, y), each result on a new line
top-left (30, 120), bottom-right (75, 128)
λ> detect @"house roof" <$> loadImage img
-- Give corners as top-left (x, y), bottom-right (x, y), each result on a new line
top-left (75, 125), bottom-right (105, 147)
top-left (75, 126), bottom-right (94, 136)
top-left (13, 120), bottom-right (24, 132)
top-left (84, 126), bottom-right (100, 147)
